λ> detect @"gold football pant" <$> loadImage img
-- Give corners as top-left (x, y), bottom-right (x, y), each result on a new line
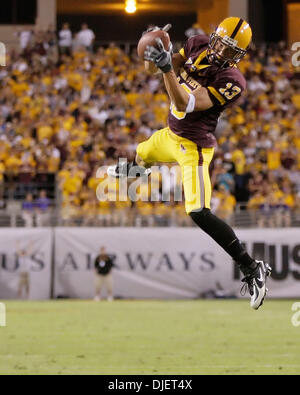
top-left (136, 127), bottom-right (214, 214)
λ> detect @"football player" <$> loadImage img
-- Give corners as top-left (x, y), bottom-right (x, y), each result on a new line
top-left (108, 17), bottom-right (271, 309)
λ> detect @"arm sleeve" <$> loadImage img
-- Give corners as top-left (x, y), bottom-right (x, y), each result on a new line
top-left (179, 35), bottom-right (209, 62)
top-left (179, 36), bottom-right (199, 61)
top-left (179, 47), bottom-right (187, 60)
top-left (207, 72), bottom-right (246, 109)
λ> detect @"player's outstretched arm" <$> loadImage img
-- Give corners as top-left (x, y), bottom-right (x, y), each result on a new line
top-left (143, 24), bottom-right (174, 75)
top-left (144, 53), bottom-right (184, 75)
top-left (163, 71), bottom-right (213, 112)
top-left (144, 38), bottom-right (213, 112)
top-left (191, 86), bottom-right (214, 111)
top-left (171, 53), bottom-right (186, 75)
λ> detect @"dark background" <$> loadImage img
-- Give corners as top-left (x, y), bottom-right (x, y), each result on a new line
top-left (0, 0), bottom-right (295, 44)
top-left (0, 0), bottom-right (37, 24)
top-left (57, 13), bottom-right (197, 44)
top-left (58, 0), bottom-right (287, 44)
top-left (249, 0), bottom-right (285, 43)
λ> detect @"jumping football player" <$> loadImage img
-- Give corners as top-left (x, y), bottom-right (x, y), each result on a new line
top-left (108, 17), bottom-right (272, 309)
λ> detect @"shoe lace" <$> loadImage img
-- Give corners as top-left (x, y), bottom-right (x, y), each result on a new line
top-left (240, 274), bottom-right (254, 296)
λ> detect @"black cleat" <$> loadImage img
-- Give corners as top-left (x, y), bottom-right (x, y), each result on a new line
top-left (241, 260), bottom-right (272, 310)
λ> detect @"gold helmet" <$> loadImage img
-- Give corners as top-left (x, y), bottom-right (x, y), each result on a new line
top-left (208, 17), bottom-right (252, 68)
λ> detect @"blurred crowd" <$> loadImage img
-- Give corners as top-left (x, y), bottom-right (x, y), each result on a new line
top-left (0, 24), bottom-right (300, 227)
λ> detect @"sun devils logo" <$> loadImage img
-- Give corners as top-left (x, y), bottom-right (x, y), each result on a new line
top-left (180, 144), bottom-right (186, 153)
top-left (185, 58), bottom-right (196, 72)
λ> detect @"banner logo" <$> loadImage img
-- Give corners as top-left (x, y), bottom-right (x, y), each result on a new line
top-left (291, 42), bottom-right (300, 67)
top-left (234, 242), bottom-right (300, 281)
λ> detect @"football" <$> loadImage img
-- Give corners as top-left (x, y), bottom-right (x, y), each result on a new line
top-left (137, 29), bottom-right (170, 59)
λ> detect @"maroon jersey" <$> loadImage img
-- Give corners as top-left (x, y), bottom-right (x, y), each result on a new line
top-left (167, 35), bottom-right (246, 148)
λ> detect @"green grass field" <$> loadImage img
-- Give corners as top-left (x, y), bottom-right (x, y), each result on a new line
top-left (0, 300), bottom-right (299, 375)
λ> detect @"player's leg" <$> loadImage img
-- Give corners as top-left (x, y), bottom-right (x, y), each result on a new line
top-left (136, 127), bottom-right (176, 164)
top-left (178, 144), bottom-right (271, 310)
top-left (107, 127), bottom-right (176, 177)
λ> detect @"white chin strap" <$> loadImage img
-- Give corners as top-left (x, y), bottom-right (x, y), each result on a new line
top-left (185, 93), bottom-right (195, 113)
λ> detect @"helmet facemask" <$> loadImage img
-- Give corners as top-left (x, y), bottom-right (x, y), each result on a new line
top-left (208, 33), bottom-right (247, 68)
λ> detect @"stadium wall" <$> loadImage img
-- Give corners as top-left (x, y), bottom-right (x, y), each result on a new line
top-left (0, 228), bottom-right (52, 300)
top-left (0, 25), bottom-right (34, 50)
top-left (36, 0), bottom-right (56, 29)
top-left (229, 0), bottom-right (248, 21)
top-left (0, 0), bottom-right (56, 49)
top-left (0, 228), bottom-right (299, 300)
top-left (287, 2), bottom-right (300, 44)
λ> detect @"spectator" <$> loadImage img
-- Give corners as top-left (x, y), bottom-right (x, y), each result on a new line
top-left (45, 24), bottom-right (58, 63)
top-left (258, 192), bottom-right (278, 228)
top-left (94, 246), bottom-right (114, 301)
top-left (0, 160), bottom-right (4, 198)
top-left (173, 201), bottom-right (192, 226)
top-left (76, 24), bottom-right (95, 52)
top-left (215, 167), bottom-right (234, 193)
top-left (22, 193), bottom-right (35, 227)
top-left (275, 196), bottom-right (291, 227)
top-left (16, 241), bottom-right (33, 299)
top-left (35, 190), bottom-right (50, 227)
top-left (215, 186), bottom-right (236, 223)
top-left (135, 201), bottom-right (154, 227)
top-left (58, 23), bottom-right (72, 56)
top-left (15, 28), bottom-right (32, 52)
top-left (185, 23), bottom-right (205, 38)
top-left (294, 194), bottom-right (300, 225)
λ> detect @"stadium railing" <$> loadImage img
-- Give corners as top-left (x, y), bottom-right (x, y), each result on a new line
top-left (0, 205), bottom-right (299, 228)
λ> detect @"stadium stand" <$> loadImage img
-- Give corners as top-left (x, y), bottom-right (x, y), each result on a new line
top-left (0, 27), bottom-right (300, 227)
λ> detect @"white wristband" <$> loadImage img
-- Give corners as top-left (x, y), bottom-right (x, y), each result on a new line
top-left (185, 93), bottom-right (195, 113)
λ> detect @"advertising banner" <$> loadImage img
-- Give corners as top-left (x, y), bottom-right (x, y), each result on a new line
top-left (54, 228), bottom-right (300, 299)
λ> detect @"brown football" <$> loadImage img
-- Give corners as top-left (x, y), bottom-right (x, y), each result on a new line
top-left (137, 29), bottom-right (170, 59)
